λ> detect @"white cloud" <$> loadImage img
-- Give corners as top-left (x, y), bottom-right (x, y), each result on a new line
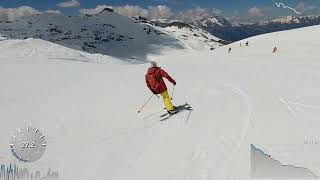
top-left (248, 6), bottom-right (263, 17)
top-left (79, 5), bottom-right (112, 15)
top-left (296, 0), bottom-right (305, 12)
top-left (176, 7), bottom-right (223, 22)
top-left (303, 6), bottom-right (320, 15)
top-left (79, 5), bottom-right (222, 22)
top-left (226, 16), bottom-right (241, 24)
top-left (225, 10), bottom-right (243, 25)
top-left (114, 5), bottom-right (149, 18)
top-left (211, 8), bottom-right (222, 15)
top-left (177, 7), bottom-right (210, 22)
top-left (114, 5), bottom-right (174, 19)
top-left (45, 9), bottom-right (61, 14)
top-left (79, 5), bottom-right (173, 19)
top-left (147, 5), bottom-right (174, 19)
top-left (0, 6), bottom-right (41, 22)
top-left (57, 0), bottom-right (80, 8)
top-left (79, 5), bottom-right (149, 17)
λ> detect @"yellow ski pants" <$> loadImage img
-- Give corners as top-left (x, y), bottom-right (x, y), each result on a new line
top-left (160, 90), bottom-right (174, 111)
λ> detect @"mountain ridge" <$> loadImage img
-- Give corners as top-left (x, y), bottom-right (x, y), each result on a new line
top-left (193, 15), bottom-right (320, 41)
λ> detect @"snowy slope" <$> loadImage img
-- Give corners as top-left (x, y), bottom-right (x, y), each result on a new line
top-left (0, 25), bottom-right (320, 180)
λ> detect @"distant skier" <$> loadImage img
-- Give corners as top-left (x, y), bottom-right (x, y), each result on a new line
top-left (273, 46), bottom-right (278, 53)
top-left (145, 61), bottom-right (177, 114)
top-left (228, 47), bottom-right (232, 53)
top-left (246, 41), bottom-right (249, 46)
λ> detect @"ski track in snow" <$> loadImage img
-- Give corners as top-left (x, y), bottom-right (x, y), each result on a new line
top-left (97, 117), bottom-right (161, 145)
top-left (279, 97), bottom-right (320, 140)
top-left (279, 97), bottom-right (298, 117)
top-left (286, 100), bottom-right (320, 109)
top-left (219, 84), bottom-right (253, 170)
top-left (47, 57), bottom-right (99, 64)
top-left (98, 107), bottom-right (190, 145)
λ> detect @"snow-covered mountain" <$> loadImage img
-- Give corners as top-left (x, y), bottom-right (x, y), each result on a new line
top-left (267, 15), bottom-right (301, 24)
top-left (193, 16), bottom-right (232, 28)
top-left (133, 17), bottom-right (226, 49)
top-left (0, 21), bottom-right (320, 180)
top-left (264, 15), bottom-right (320, 25)
top-left (0, 9), bottom-right (223, 61)
top-left (157, 24), bottom-right (225, 50)
top-left (0, 9), bottom-right (182, 61)
top-left (148, 19), bottom-right (227, 49)
top-left (196, 15), bottom-right (320, 42)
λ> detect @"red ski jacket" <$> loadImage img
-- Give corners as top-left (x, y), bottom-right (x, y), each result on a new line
top-left (145, 67), bottom-right (176, 94)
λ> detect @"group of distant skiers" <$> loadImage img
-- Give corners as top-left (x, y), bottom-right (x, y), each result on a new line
top-left (228, 41), bottom-right (249, 53)
top-left (228, 41), bottom-right (277, 53)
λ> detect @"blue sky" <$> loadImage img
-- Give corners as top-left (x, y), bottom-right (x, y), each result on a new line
top-left (0, 0), bottom-right (319, 22)
top-left (0, 0), bottom-right (307, 13)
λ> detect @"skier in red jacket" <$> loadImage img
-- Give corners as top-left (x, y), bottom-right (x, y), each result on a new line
top-left (145, 61), bottom-right (176, 114)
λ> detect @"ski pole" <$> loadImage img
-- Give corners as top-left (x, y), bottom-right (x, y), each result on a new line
top-left (170, 85), bottom-right (175, 100)
top-left (138, 94), bottom-right (154, 113)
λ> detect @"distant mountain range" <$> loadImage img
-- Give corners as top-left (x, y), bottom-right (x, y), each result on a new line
top-left (129, 14), bottom-right (320, 43)
top-left (1, 6), bottom-right (319, 58)
top-left (192, 15), bottom-right (320, 42)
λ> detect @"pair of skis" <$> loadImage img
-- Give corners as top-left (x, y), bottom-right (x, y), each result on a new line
top-left (159, 103), bottom-right (193, 121)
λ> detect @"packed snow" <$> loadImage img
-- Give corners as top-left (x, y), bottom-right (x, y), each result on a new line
top-left (0, 24), bottom-right (320, 180)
